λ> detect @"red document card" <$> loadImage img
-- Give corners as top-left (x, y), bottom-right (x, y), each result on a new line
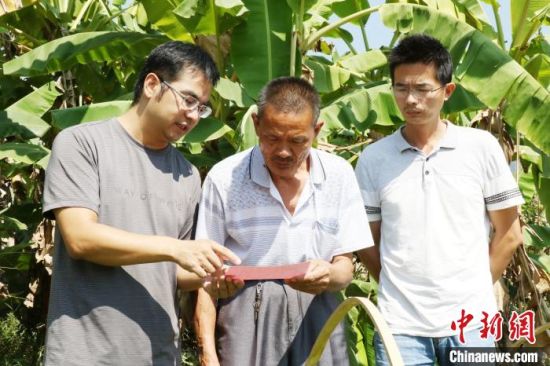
top-left (225, 262), bottom-right (310, 281)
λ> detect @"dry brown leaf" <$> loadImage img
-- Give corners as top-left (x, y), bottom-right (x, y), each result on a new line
top-left (24, 279), bottom-right (38, 308)
top-left (494, 279), bottom-right (510, 312)
top-left (0, 281), bottom-right (9, 300)
top-left (31, 219), bottom-right (54, 275)
top-left (194, 34), bottom-right (231, 71)
top-left (536, 277), bottom-right (550, 294)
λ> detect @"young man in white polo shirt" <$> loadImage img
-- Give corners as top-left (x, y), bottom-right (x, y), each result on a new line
top-left (355, 34), bottom-right (524, 365)
top-left (194, 77), bottom-right (374, 365)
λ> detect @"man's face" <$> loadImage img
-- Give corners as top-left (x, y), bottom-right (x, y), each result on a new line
top-left (253, 104), bottom-right (322, 180)
top-left (145, 68), bottom-right (212, 145)
top-left (392, 62), bottom-right (454, 126)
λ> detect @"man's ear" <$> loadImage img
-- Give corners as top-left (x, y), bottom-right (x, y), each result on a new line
top-left (252, 113), bottom-right (260, 136)
top-left (444, 82), bottom-right (456, 101)
top-left (313, 120), bottom-right (324, 138)
top-left (143, 73), bottom-right (162, 99)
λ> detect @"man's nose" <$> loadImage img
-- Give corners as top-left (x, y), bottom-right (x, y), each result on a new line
top-left (183, 107), bottom-right (200, 123)
top-left (405, 90), bottom-right (419, 104)
top-left (275, 145), bottom-right (292, 158)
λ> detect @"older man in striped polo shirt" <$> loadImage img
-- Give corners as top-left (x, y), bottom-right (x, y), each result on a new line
top-left (194, 77), bottom-right (374, 365)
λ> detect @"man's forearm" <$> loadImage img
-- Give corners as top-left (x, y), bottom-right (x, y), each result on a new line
top-left (57, 213), bottom-right (179, 266)
top-left (358, 246), bottom-right (381, 282)
top-left (357, 220), bottom-right (382, 282)
top-left (177, 268), bottom-right (204, 291)
top-left (489, 218), bottom-right (523, 282)
top-left (55, 207), bottom-right (237, 277)
top-left (195, 288), bottom-right (219, 365)
top-left (327, 255), bottom-right (354, 291)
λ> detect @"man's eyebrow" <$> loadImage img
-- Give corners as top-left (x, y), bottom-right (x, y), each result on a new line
top-left (176, 89), bottom-right (200, 100)
top-left (394, 82), bottom-right (431, 87)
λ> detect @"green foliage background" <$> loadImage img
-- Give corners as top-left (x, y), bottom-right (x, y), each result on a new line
top-left (1, 0), bottom-right (549, 364)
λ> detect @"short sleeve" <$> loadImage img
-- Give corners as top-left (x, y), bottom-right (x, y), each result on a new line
top-left (183, 168), bottom-right (202, 240)
top-left (332, 164), bottom-right (374, 257)
top-left (482, 135), bottom-right (524, 211)
top-left (43, 128), bottom-right (100, 219)
top-left (355, 151), bottom-right (381, 221)
top-left (195, 175), bottom-right (228, 245)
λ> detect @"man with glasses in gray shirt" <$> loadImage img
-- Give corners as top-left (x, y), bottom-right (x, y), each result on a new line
top-left (43, 41), bottom-right (241, 366)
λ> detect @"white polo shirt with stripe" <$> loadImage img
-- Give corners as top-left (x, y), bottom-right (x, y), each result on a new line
top-left (355, 122), bottom-right (524, 337)
top-left (196, 146), bottom-right (374, 266)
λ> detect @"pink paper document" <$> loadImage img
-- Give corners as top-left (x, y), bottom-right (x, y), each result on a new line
top-left (225, 262), bottom-right (310, 281)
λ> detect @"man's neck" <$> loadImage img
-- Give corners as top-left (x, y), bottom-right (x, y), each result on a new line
top-left (269, 157), bottom-right (310, 215)
top-left (402, 119), bottom-right (447, 155)
top-left (118, 106), bottom-right (168, 150)
top-left (270, 157), bottom-right (310, 187)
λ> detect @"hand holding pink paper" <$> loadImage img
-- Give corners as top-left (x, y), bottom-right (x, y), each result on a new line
top-left (284, 259), bottom-right (332, 295)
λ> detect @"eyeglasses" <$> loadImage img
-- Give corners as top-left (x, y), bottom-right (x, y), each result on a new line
top-left (392, 84), bottom-right (446, 99)
top-left (161, 80), bottom-right (212, 118)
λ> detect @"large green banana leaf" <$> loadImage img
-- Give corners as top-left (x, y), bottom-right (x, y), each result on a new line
top-left (0, 81), bottom-right (60, 138)
top-left (0, 142), bottom-right (49, 167)
top-left (3, 31), bottom-right (168, 76)
top-left (138, 0), bottom-right (193, 41)
top-left (50, 100), bottom-right (131, 130)
top-left (319, 83), bottom-right (402, 138)
top-left (173, 0), bottom-right (247, 35)
top-left (231, 0), bottom-right (293, 98)
top-left (511, 0), bottom-right (549, 48)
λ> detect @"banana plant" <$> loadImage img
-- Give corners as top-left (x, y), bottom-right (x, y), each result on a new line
top-left (1, 0), bottom-right (549, 363)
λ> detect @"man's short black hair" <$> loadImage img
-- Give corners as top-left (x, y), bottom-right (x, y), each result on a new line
top-left (132, 41), bottom-right (220, 105)
top-left (389, 34), bottom-right (453, 85)
top-left (257, 76), bottom-right (320, 124)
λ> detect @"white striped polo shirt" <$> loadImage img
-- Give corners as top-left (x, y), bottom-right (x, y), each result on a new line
top-left (355, 122), bottom-right (524, 337)
top-left (196, 146), bottom-right (373, 266)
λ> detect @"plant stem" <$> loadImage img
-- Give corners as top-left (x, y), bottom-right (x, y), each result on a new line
top-left (342, 35), bottom-right (358, 55)
top-left (290, 25), bottom-right (297, 76)
top-left (290, 0), bottom-right (305, 76)
top-left (360, 22), bottom-right (369, 50)
top-left (97, 0), bottom-right (113, 17)
top-left (304, 5), bottom-right (381, 50)
top-left (388, 31), bottom-right (399, 48)
top-left (491, 1), bottom-right (506, 49)
top-left (211, 0), bottom-right (225, 122)
top-left (71, 0), bottom-right (94, 31)
top-left (212, 0), bottom-right (224, 76)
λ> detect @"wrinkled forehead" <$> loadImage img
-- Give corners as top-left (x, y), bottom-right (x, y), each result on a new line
top-left (259, 103), bottom-right (317, 127)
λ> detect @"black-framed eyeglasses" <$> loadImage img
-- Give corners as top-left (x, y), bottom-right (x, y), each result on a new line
top-left (392, 84), bottom-right (446, 99)
top-left (161, 80), bottom-right (212, 118)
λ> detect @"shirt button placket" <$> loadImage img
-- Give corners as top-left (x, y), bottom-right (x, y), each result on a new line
top-left (423, 157), bottom-right (432, 186)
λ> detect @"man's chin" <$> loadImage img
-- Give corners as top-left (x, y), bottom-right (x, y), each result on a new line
top-left (166, 131), bottom-right (187, 143)
top-left (266, 164), bottom-right (298, 179)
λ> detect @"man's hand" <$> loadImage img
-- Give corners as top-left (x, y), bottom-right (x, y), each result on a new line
top-left (199, 352), bottom-right (220, 366)
top-left (202, 269), bottom-right (244, 299)
top-left (284, 259), bottom-right (331, 294)
top-left (174, 239), bottom-right (241, 278)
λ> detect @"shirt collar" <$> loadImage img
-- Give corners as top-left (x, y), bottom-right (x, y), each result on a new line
top-left (393, 121), bottom-right (458, 153)
top-left (249, 146), bottom-right (327, 188)
top-left (438, 121), bottom-right (458, 149)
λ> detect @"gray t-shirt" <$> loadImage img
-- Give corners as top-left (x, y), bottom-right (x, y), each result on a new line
top-left (43, 119), bottom-right (201, 365)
